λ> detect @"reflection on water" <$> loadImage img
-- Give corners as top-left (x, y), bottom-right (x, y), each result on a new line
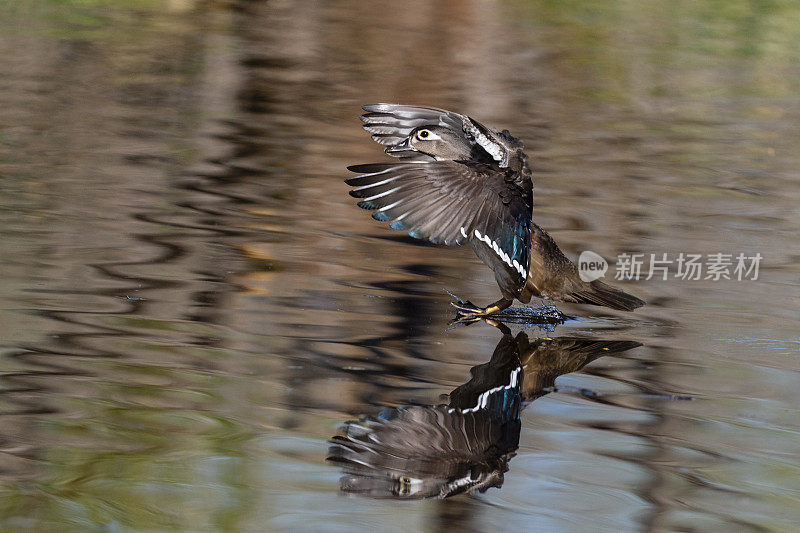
top-left (329, 325), bottom-right (640, 499)
top-left (0, 0), bottom-right (799, 531)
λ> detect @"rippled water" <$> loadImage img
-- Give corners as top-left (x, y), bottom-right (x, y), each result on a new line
top-left (1, 1), bottom-right (799, 531)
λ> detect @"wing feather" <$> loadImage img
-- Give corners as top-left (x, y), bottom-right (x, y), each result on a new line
top-left (360, 103), bottom-right (513, 166)
top-left (346, 161), bottom-right (533, 294)
top-left (360, 103), bottom-right (465, 147)
top-left (350, 104), bottom-right (534, 296)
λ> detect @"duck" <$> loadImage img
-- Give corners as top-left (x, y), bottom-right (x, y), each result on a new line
top-left (327, 321), bottom-right (641, 499)
top-left (346, 104), bottom-right (644, 318)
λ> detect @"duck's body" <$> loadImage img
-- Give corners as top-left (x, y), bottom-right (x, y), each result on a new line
top-left (347, 104), bottom-right (644, 316)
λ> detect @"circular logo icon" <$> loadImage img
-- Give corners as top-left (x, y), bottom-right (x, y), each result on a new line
top-left (578, 250), bottom-right (608, 282)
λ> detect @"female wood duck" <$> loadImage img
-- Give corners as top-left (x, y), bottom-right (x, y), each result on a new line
top-left (327, 325), bottom-right (641, 499)
top-left (346, 104), bottom-right (644, 317)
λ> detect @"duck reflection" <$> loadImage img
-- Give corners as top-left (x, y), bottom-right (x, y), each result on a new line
top-left (327, 323), bottom-right (640, 499)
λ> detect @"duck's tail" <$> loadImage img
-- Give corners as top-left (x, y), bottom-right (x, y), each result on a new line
top-left (569, 279), bottom-right (646, 311)
top-left (523, 223), bottom-right (646, 311)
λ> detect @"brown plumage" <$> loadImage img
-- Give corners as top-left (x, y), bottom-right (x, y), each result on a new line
top-left (521, 223), bottom-right (645, 311)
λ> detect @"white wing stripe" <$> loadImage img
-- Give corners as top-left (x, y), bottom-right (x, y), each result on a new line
top-left (376, 199), bottom-right (403, 212)
top-left (473, 229), bottom-right (526, 277)
top-left (351, 175), bottom-right (398, 191)
top-left (353, 167), bottom-right (393, 179)
top-left (361, 186), bottom-right (401, 202)
top-left (447, 367), bottom-right (522, 414)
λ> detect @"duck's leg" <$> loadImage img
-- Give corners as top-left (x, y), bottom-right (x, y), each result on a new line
top-left (450, 297), bottom-right (513, 319)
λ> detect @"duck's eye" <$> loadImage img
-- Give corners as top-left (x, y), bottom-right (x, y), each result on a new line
top-left (416, 129), bottom-right (431, 140)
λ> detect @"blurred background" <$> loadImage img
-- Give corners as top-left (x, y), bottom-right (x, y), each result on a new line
top-left (0, 0), bottom-right (799, 531)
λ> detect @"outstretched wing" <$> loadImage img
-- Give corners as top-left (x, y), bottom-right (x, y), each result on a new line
top-left (360, 103), bottom-right (516, 166)
top-left (328, 404), bottom-right (515, 498)
top-left (360, 104), bottom-right (466, 157)
top-left (346, 161), bottom-right (532, 292)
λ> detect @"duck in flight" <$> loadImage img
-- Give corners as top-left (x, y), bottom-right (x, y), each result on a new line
top-left (346, 104), bottom-right (644, 318)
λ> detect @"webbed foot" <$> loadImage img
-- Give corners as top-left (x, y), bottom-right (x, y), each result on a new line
top-left (450, 299), bottom-right (488, 318)
top-left (445, 291), bottom-right (513, 319)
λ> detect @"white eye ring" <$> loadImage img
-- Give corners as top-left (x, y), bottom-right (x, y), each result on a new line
top-left (415, 129), bottom-right (441, 141)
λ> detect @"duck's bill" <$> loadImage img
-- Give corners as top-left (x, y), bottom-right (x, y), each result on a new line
top-left (384, 138), bottom-right (412, 154)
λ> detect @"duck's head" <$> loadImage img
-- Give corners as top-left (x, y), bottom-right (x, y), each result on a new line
top-left (385, 125), bottom-right (473, 161)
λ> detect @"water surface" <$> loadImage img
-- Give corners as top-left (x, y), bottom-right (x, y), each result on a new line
top-left (1, 1), bottom-right (799, 531)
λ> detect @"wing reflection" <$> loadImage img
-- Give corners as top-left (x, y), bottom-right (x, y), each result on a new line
top-left (327, 327), bottom-right (641, 499)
